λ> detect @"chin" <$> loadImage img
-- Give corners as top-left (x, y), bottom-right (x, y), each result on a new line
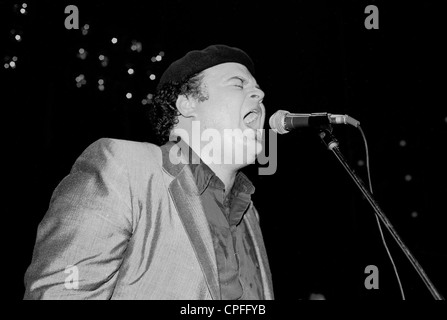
top-left (220, 130), bottom-right (263, 166)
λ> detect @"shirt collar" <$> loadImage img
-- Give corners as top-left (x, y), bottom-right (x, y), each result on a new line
top-left (175, 138), bottom-right (255, 226)
top-left (192, 161), bottom-right (255, 197)
top-left (175, 137), bottom-right (255, 196)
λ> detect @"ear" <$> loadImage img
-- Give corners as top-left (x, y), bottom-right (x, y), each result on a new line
top-left (176, 94), bottom-right (197, 118)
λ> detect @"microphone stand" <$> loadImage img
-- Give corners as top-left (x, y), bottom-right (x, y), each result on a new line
top-left (318, 126), bottom-right (444, 300)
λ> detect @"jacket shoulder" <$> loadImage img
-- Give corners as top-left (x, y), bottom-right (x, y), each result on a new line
top-left (81, 138), bottom-right (162, 170)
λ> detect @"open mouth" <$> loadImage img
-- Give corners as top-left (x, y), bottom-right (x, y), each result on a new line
top-left (243, 108), bottom-right (261, 127)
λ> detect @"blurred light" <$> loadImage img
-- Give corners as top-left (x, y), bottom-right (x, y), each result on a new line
top-left (127, 68), bottom-right (134, 75)
top-left (411, 211), bottom-right (418, 218)
top-left (130, 40), bottom-right (142, 52)
top-left (159, 51), bottom-right (165, 57)
top-left (22, 3), bottom-right (27, 8)
top-left (111, 37), bottom-right (118, 44)
top-left (142, 93), bottom-right (154, 105)
top-left (82, 24), bottom-right (89, 36)
top-left (9, 61), bottom-right (16, 68)
top-left (155, 55), bottom-right (162, 61)
top-left (150, 56), bottom-right (157, 63)
top-left (15, 34), bottom-right (22, 42)
top-left (75, 74), bottom-right (86, 88)
top-left (149, 74), bottom-right (156, 80)
top-left (4, 63), bottom-right (9, 69)
top-left (357, 159), bottom-right (365, 167)
top-left (399, 140), bottom-right (407, 147)
top-left (141, 93), bottom-right (154, 105)
top-left (20, 8), bottom-right (26, 14)
top-left (98, 85), bottom-right (105, 91)
top-left (126, 93), bottom-right (132, 99)
top-left (12, 56), bottom-right (18, 62)
top-left (98, 79), bottom-right (104, 85)
top-left (405, 174), bottom-right (412, 182)
top-left (100, 55), bottom-right (109, 67)
top-left (77, 48), bottom-right (87, 60)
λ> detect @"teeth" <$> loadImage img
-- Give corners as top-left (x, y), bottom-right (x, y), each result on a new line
top-left (244, 111), bottom-right (259, 124)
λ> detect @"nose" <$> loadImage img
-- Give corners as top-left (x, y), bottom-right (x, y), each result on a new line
top-left (250, 87), bottom-right (265, 102)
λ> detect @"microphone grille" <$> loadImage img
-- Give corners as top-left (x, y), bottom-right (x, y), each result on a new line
top-left (269, 110), bottom-right (290, 134)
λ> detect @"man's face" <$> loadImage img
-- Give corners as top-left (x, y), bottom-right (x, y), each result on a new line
top-left (193, 62), bottom-right (266, 166)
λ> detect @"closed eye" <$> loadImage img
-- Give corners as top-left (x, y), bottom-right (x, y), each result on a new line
top-left (235, 79), bottom-right (244, 88)
top-left (230, 76), bottom-right (245, 88)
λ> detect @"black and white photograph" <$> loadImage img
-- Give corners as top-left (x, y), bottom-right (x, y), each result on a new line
top-left (3, 0), bottom-right (446, 307)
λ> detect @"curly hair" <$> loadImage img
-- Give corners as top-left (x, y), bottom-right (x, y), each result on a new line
top-left (147, 72), bottom-right (208, 145)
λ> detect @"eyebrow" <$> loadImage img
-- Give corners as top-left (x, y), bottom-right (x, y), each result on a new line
top-left (227, 76), bottom-right (262, 90)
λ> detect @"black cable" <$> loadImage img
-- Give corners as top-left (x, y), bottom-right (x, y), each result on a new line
top-left (357, 125), bottom-right (406, 299)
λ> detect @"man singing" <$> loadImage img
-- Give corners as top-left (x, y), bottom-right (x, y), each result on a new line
top-left (24, 44), bottom-right (273, 299)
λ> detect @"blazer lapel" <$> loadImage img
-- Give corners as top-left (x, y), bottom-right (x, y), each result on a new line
top-left (244, 205), bottom-right (274, 300)
top-left (160, 142), bottom-right (221, 300)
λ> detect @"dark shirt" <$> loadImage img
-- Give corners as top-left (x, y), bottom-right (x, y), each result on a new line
top-left (180, 140), bottom-right (264, 300)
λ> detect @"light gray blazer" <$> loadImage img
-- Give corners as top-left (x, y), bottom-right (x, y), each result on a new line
top-left (24, 138), bottom-right (274, 299)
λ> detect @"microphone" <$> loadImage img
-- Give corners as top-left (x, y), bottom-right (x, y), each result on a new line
top-left (269, 110), bottom-right (360, 134)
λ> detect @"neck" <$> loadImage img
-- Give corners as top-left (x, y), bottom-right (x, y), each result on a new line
top-left (207, 163), bottom-right (238, 195)
top-left (171, 128), bottom-right (241, 194)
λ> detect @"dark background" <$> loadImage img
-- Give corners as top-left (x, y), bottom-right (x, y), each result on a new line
top-left (3, 0), bottom-right (446, 300)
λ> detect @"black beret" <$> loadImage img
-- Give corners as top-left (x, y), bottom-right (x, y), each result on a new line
top-left (156, 44), bottom-right (255, 91)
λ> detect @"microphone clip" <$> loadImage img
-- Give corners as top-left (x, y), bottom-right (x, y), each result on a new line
top-left (318, 127), bottom-right (339, 151)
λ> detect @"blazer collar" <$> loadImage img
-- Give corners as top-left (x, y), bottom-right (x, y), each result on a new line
top-left (160, 140), bottom-right (187, 178)
top-left (160, 141), bottom-right (221, 300)
top-left (159, 140), bottom-right (273, 300)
